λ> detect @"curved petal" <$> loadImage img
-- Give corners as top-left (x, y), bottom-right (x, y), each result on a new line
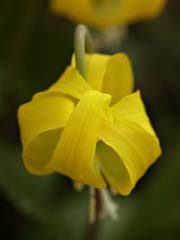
top-left (33, 66), bottom-right (91, 100)
top-left (96, 141), bottom-right (132, 195)
top-left (102, 53), bottom-right (134, 105)
top-left (18, 96), bottom-right (74, 174)
top-left (71, 54), bottom-right (110, 91)
top-left (23, 129), bottom-right (61, 175)
top-left (112, 91), bottom-right (157, 136)
top-left (98, 118), bottom-right (161, 195)
top-left (47, 90), bottom-right (112, 188)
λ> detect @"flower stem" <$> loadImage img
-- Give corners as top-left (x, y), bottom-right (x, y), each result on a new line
top-left (74, 24), bottom-right (93, 79)
top-left (86, 189), bottom-right (102, 240)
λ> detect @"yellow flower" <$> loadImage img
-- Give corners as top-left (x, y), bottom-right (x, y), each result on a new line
top-left (50, 0), bottom-right (167, 28)
top-left (18, 53), bottom-right (161, 195)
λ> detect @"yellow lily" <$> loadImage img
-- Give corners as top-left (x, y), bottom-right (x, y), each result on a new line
top-left (50, 0), bottom-right (167, 28)
top-left (18, 53), bottom-right (161, 195)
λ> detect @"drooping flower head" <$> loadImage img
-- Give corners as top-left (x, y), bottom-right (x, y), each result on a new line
top-left (18, 53), bottom-right (161, 195)
top-left (50, 0), bottom-right (167, 28)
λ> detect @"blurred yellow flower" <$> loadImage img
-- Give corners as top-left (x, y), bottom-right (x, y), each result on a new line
top-left (50, 0), bottom-right (167, 28)
top-left (18, 53), bottom-right (161, 195)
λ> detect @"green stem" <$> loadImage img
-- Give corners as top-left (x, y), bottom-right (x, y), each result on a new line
top-left (74, 24), bottom-right (93, 79)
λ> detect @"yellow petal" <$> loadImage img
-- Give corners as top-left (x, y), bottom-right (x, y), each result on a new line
top-left (50, 66), bottom-right (91, 98)
top-left (72, 53), bottom-right (134, 102)
top-left (112, 91), bottom-right (156, 136)
top-left (47, 90), bottom-right (112, 188)
top-left (33, 66), bottom-right (91, 100)
top-left (18, 96), bottom-right (74, 175)
top-left (98, 118), bottom-right (161, 195)
top-left (50, 0), bottom-right (167, 29)
top-left (71, 54), bottom-right (110, 91)
top-left (146, 0), bottom-right (168, 18)
top-left (50, 0), bottom-right (91, 25)
top-left (102, 53), bottom-right (134, 105)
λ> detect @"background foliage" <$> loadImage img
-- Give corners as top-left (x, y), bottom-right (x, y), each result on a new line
top-left (0, 0), bottom-right (180, 239)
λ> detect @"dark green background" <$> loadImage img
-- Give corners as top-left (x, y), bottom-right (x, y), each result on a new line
top-left (0, 0), bottom-right (180, 239)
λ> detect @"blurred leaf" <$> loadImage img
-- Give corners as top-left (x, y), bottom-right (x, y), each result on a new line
top-left (0, 141), bottom-right (88, 239)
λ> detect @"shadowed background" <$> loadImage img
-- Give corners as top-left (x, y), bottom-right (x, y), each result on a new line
top-left (0, 0), bottom-right (180, 239)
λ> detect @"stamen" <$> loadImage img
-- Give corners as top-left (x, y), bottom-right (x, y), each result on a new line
top-left (100, 189), bottom-right (119, 220)
top-left (73, 181), bottom-right (84, 192)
